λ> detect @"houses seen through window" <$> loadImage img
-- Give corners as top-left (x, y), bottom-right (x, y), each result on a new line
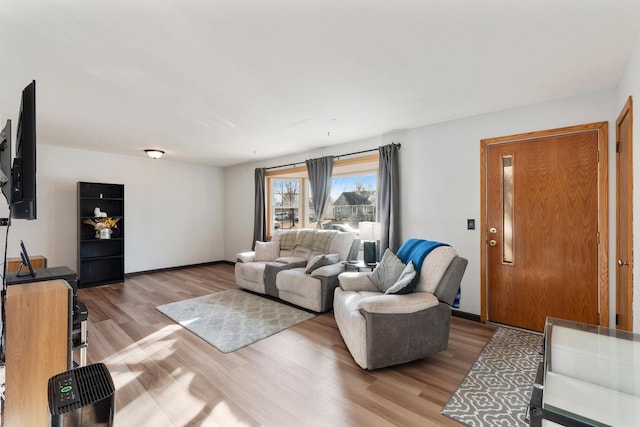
top-left (267, 154), bottom-right (378, 235)
top-left (325, 174), bottom-right (376, 234)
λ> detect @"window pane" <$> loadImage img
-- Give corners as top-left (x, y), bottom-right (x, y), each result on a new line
top-left (272, 179), bottom-right (301, 231)
top-left (325, 174), bottom-right (376, 233)
top-left (266, 155), bottom-right (379, 235)
top-left (502, 156), bottom-right (514, 264)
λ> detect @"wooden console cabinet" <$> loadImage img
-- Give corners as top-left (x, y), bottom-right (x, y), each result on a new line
top-left (6, 255), bottom-right (47, 272)
top-left (4, 279), bottom-right (71, 427)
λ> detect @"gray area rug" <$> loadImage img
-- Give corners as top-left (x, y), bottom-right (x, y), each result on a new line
top-left (156, 289), bottom-right (315, 353)
top-left (441, 327), bottom-right (543, 427)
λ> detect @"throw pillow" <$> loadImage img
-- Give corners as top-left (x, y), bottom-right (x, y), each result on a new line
top-left (369, 249), bottom-right (407, 293)
top-left (305, 253), bottom-right (340, 273)
top-left (385, 261), bottom-right (417, 295)
top-left (254, 241), bottom-right (280, 262)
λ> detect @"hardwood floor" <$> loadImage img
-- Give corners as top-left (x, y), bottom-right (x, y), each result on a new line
top-left (78, 263), bottom-right (496, 427)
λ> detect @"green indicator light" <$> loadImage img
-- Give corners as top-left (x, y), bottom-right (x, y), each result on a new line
top-left (61, 386), bottom-right (73, 393)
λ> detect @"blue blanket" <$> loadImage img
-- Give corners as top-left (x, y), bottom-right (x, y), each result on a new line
top-left (396, 239), bottom-right (448, 276)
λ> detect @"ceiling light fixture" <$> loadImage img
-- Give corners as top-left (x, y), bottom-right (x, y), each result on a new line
top-left (144, 149), bottom-right (164, 159)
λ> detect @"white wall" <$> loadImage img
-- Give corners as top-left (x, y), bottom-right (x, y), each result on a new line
top-left (4, 145), bottom-right (225, 273)
top-left (617, 32), bottom-right (640, 333)
top-left (12, 61), bottom-right (627, 327)
top-left (224, 89), bottom-right (617, 319)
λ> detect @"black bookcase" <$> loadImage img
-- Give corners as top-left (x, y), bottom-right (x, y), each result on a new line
top-left (77, 182), bottom-right (124, 287)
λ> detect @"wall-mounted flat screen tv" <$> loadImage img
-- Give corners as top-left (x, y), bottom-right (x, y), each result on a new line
top-left (12, 80), bottom-right (36, 220)
top-left (0, 119), bottom-right (11, 205)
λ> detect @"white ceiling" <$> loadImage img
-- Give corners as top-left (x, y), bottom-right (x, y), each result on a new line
top-left (1, 0), bottom-right (639, 167)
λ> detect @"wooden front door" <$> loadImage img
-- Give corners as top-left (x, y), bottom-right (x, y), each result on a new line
top-left (481, 123), bottom-right (609, 332)
top-left (616, 97), bottom-right (633, 331)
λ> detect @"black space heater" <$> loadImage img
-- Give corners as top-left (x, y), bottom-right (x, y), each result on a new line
top-left (48, 363), bottom-right (116, 427)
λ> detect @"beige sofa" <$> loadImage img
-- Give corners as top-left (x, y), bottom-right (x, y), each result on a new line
top-left (235, 229), bottom-right (359, 312)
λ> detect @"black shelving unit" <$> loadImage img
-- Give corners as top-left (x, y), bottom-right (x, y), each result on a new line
top-left (78, 182), bottom-right (124, 287)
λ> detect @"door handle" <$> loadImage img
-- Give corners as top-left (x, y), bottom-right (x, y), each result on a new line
top-left (489, 240), bottom-right (497, 247)
top-left (618, 259), bottom-right (629, 266)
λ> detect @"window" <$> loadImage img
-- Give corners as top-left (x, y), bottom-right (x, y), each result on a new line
top-left (271, 178), bottom-right (302, 231)
top-left (266, 154), bottom-right (378, 236)
top-left (328, 173), bottom-right (376, 229)
top-left (502, 155), bottom-right (514, 264)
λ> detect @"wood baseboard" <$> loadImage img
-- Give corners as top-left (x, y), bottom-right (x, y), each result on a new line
top-left (452, 310), bottom-right (481, 322)
top-left (125, 260), bottom-right (233, 277)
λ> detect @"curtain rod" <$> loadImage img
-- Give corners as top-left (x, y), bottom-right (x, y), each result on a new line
top-left (264, 143), bottom-right (401, 171)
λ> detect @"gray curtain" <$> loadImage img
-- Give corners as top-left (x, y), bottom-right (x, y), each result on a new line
top-left (377, 143), bottom-right (401, 255)
top-left (305, 156), bottom-right (334, 229)
top-left (252, 168), bottom-right (266, 249)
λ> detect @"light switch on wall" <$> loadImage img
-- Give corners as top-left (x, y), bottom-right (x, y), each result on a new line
top-left (467, 219), bottom-right (475, 230)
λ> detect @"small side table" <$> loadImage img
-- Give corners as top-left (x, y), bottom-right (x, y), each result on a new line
top-left (343, 260), bottom-right (378, 272)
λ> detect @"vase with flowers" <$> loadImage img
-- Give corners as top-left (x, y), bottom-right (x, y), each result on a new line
top-left (83, 216), bottom-right (121, 239)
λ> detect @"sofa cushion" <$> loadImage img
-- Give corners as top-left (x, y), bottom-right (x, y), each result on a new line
top-left (292, 245), bottom-right (313, 259)
top-left (236, 251), bottom-right (256, 263)
top-left (255, 241), bottom-right (280, 261)
top-left (295, 229), bottom-right (316, 249)
top-left (343, 290), bottom-right (380, 312)
top-left (308, 261), bottom-right (345, 278)
top-left (356, 292), bottom-right (440, 314)
top-left (311, 230), bottom-right (338, 254)
top-left (277, 268), bottom-right (326, 312)
top-left (369, 249), bottom-right (407, 293)
top-left (277, 268), bottom-right (319, 297)
top-left (333, 288), bottom-right (375, 368)
top-left (275, 256), bottom-right (308, 264)
top-left (416, 246), bottom-right (458, 294)
top-left (384, 261), bottom-right (417, 295)
top-left (278, 230), bottom-right (298, 250)
top-left (305, 253), bottom-right (340, 273)
top-left (329, 231), bottom-right (357, 260)
top-left (338, 272), bottom-right (380, 292)
top-left (237, 261), bottom-right (268, 283)
top-left (279, 249), bottom-right (294, 257)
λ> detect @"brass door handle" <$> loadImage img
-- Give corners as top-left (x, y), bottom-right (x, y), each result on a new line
top-left (618, 259), bottom-right (629, 266)
top-left (489, 240), bottom-right (497, 247)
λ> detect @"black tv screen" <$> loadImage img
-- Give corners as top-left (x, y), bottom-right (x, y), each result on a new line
top-left (12, 80), bottom-right (36, 220)
top-left (0, 119), bottom-right (11, 205)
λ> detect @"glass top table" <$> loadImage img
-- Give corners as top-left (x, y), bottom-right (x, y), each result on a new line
top-left (540, 317), bottom-right (640, 426)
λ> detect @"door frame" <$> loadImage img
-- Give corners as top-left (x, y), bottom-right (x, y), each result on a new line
top-left (480, 122), bottom-right (609, 326)
top-left (616, 96), bottom-right (633, 330)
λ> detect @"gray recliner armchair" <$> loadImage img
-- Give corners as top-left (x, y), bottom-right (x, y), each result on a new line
top-left (334, 245), bottom-right (467, 370)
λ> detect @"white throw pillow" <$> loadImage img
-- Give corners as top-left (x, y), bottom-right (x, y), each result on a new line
top-left (385, 261), bottom-right (417, 294)
top-left (254, 241), bottom-right (280, 261)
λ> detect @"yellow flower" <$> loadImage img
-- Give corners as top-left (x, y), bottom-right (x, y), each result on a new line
top-left (101, 217), bottom-right (120, 229)
top-left (84, 216), bottom-right (121, 230)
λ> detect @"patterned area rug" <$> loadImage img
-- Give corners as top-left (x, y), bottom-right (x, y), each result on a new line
top-left (441, 327), bottom-right (543, 427)
top-left (156, 289), bottom-right (315, 353)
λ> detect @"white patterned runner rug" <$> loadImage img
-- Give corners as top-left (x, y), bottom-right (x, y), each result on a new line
top-left (156, 289), bottom-right (315, 353)
top-left (441, 327), bottom-right (543, 427)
